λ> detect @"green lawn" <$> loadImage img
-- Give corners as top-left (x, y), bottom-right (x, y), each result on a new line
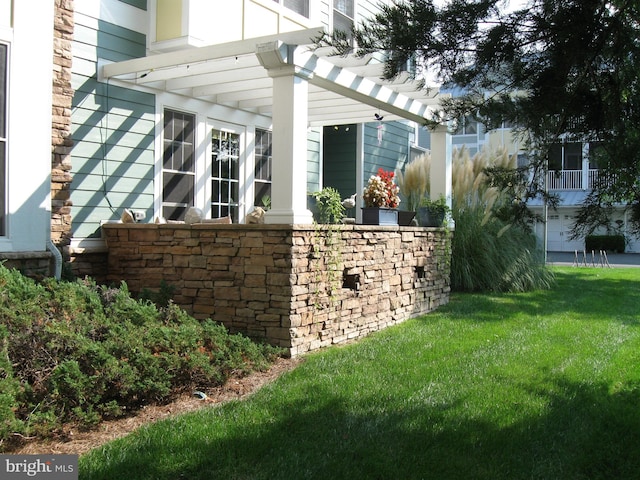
top-left (80, 267), bottom-right (640, 480)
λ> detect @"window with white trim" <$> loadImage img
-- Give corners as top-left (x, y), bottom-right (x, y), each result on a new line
top-left (454, 115), bottom-right (478, 135)
top-left (254, 128), bottom-right (272, 209)
top-left (333, 0), bottom-right (354, 41)
top-left (0, 43), bottom-right (7, 236)
top-left (272, 0), bottom-right (309, 18)
top-left (549, 142), bottom-right (582, 171)
top-left (211, 127), bottom-right (240, 221)
top-left (162, 109), bottom-right (195, 221)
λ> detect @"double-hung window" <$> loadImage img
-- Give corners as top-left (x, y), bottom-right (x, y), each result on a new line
top-left (211, 128), bottom-right (240, 221)
top-left (162, 109), bottom-right (195, 221)
top-left (333, 0), bottom-right (354, 41)
top-left (254, 128), bottom-right (272, 209)
top-left (455, 115), bottom-right (478, 135)
top-left (0, 43), bottom-right (7, 236)
top-left (272, 0), bottom-right (309, 18)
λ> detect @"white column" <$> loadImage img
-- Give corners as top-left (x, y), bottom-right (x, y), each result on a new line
top-left (262, 71), bottom-right (314, 224)
top-left (430, 125), bottom-right (453, 225)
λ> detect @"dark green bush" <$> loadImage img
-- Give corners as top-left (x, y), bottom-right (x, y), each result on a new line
top-left (0, 324), bottom-right (23, 441)
top-left (0, 264), bottom-right (282, 449)
top-left (585, 235), bottom-right (626, 253)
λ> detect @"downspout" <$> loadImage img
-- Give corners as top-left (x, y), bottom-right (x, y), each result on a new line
top-left (47, 239), bottom-right (63, 280)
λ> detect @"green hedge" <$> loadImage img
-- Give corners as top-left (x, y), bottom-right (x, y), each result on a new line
top-left (0, 264), bottom-right (282, 449)
top-left (585, 235), bottom-right (626, 253)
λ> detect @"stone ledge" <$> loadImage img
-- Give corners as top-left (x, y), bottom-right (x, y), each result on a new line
top-left (0, 251), bottom-right (53, 260)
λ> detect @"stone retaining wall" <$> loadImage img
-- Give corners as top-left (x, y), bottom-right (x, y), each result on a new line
top-left (0, 251), bottom-right (54, 278)
top-left (102, 223), bottom-right (451, 356)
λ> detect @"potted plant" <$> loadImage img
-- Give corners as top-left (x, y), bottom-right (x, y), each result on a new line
top-left (416, 195), bottom-right (450, 227)
top-left (362, 168), bottom-right (400, 225)
top-left (310, 187), bottom-right (346, 224)
top-left (396, 153), bottom-right (431, 225)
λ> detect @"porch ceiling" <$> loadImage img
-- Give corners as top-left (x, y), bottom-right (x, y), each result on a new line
top-left (101, 28), bottom-right (446, 127)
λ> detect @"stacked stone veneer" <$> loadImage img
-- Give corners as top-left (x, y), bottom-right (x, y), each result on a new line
top-left (52, 0), bottom-right (74, 247)
top-left (102, 223), bottom-right (451, 356)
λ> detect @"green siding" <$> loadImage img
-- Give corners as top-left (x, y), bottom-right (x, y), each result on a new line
top-left (320, 122), bottom-right (413, 207)
top-left (71, 14), bottom-right (154, 240)
top-left (363, 121), bottom-right (414, 210)
top-left (363, 121), bottom-right (411, 181)
top-left (74, 22), bottom-right (146, 63)
top-left (118, 0), bottom-right (147, 11)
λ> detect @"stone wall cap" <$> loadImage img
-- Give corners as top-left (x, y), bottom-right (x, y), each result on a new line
top-left (100, 222), bottom-right (450, 232)
top-left (0, 251), bottom-right (53, 260)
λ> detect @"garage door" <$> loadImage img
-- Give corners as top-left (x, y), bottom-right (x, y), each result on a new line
top-left (547, 212), bottom-right (584, 252)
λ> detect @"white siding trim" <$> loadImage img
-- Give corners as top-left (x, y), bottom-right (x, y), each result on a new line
top-left (2, 1), bottom-right (54, 252)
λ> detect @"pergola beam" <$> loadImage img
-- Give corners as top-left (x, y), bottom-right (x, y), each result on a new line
top-left (102, 28), bottom-right (324, 79)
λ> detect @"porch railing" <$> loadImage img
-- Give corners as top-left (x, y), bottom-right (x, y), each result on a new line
top-left (546, 169), bottom-right (605, 190)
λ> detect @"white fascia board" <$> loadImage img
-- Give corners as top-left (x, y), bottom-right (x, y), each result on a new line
top-left (308, 113), bottom-right (406, 127)
top-left (215, 87), bottom-right (273, 103)
top-left (239, 98), bottom-right (274, 110)
top-left (309, 102), bottom-right (383, 117)
top-left (138, 55), bottom-right (262, 86)
top-left (102, 27), bottom-right (324, 79)
top-left (193, 77), bottom-right (272, 97)
top-left (165, 65), bottom-right (266, 91)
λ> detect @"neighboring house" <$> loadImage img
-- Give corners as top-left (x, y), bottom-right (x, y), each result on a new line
top-left (448, 116), bottom-right (639, 253)
top-left (1, 0), bottom-right (454, 281)
top-left (532, 141), bottom-right (639, 254)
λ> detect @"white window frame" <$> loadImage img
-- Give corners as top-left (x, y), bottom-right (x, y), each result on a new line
top-left (155, 93), bottom-right (269, 224)
top-left (206, 120), bottom-right (247, 222)
top-left (253, 127), bottom-right (273, 210)
top-left (160, 108), bottom-right (197, 221)
top-left (332, 0), bottom-right (355, 41)
top-left (272, 0), bottom-right (310, 18)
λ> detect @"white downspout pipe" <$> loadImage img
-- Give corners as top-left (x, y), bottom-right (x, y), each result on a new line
top-left (47, 239), bottom-right (62, 280)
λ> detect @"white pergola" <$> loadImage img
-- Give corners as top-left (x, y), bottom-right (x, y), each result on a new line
top-left (101, 28), bottom-right (452, 224)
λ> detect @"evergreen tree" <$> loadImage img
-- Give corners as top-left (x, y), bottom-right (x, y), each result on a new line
top-left (318, 0), bottom-right (640, 237)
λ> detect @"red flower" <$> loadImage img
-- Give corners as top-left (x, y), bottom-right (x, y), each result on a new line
top-left (363, 168), bottom-right (401, 208)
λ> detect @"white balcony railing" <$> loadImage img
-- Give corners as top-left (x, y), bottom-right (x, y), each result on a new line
top-left (546, 169), bottom-right (606, 190)
top-left (547, 170), bottom-right (583, 190)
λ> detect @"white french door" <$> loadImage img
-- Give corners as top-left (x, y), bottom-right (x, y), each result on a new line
top-left (207, 122), bottom-right (245, 223)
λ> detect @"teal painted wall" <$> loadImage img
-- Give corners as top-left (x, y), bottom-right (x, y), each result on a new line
top-left (363, 121), bottom-right (413, 210)
top-left (321, 122), bottom-right (413, 209)
top-left (118, 0), bottom-right (147, 10)
top-left (71, 15), bottom-right (154, 239)
top-left (363, 121), bottom-right (411, 181)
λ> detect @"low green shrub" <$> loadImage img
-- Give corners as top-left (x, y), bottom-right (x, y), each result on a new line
top-left (0, 264), bottom-right (282, 449)
top-left (585, 234), bottom-right (625, 253)
top-left (0, 324), bottom-right (23, 441)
